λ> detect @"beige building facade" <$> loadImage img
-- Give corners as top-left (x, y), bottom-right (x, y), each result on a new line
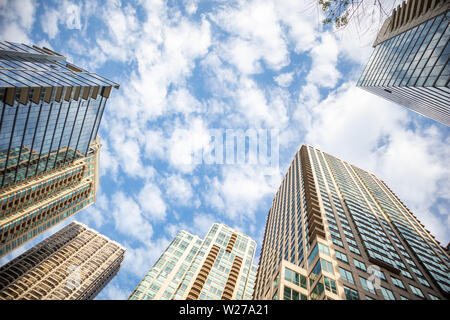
top-left (129, 223), bottom-right (258, 300)
top-left (0, 221), bottom-right (125, 300)
top-left (0, 137), bottom-right (101, 258)
top-left (254, 145), bottom-right (449, 300)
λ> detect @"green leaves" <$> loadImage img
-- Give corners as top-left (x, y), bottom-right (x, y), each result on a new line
top-left (318, 0), bottom-right (352, 29)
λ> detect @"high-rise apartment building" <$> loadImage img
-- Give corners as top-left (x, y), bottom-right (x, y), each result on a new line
top-left (0, 137), bottom-right (100, 258)
top-left (129, 223), bottom-right (258, 300)
top-left (357, 0), bottom-right (450, 126)
top-left (0, 40), bottom-right (118, 257)
top-left (0, 221), bottom-right (125, 300)
top-left (254, 145), bottom-right (450, 300)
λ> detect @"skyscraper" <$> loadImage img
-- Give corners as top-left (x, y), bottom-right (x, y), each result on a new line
top-left (254, 145), bottom-right (449, 300)
top-left (0, 137), bottom-right (100, 258)
top-left (129, 223), bottom-right (258, 300)
top-left (357, 0), bottom-right (450, 126)
top-left (0, 221), bottom-right (125, 300)
top-left (0, 41), bottom-right (118, 188)
top-left (0, 40), bottom-right (118, 257)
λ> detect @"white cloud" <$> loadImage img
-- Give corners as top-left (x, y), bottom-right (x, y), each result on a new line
top-left (275, 0), bottom-right (322, 54)
top-left (206, 165), bottom-right (282, 222)
top-left (40, 0), bottom-right (82, 39)
top-left (163, 174), bottom-right (194, 206)
top-left (77, 191), bottom-right (109, 229)
top-left (274, 72), bottom-right (294, 87)
top-left (306, 32), bottom-right (341, 88)
top-left (0, 0), bottom-right (36, 43)
top-left (97, 282), bottom-right (128, 300)
top-left (64, 1), bottom-right (82, 29)
top-left (183, 0), bottom-right (198, 15)
top-left (121, 238), bottom-right (171, 278)
top-left (212, 0), bottom-right (289, 74)
top-left (304, 82), bottom-right (408, 165)
top-left (98, 137), bottom-right (118, 177)
top-left (167, 87), bottom-right (202, 115)
top-left (166, 117), bottom-right (211, 173)
top-left (191, 213), bottom-right (216, 237)
top-left (138, 182), bottom-right (167, 221)
top-left (143, 129), bottom-right (166, 160)
top-left (374, 127), bottom-right (450, 243)
top-left (111, 192), bottom-right (154, 243)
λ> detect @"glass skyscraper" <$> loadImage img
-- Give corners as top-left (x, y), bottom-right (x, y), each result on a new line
top-left (129, 223), bottom-right (258, 300)
top-left (357, 0), bottom-right (449, 126)
top-left (0, 41), bottom-right (117, 258)
top-left (0, 40), bottom-right (119, 188)
top-left (254, 145), bottom-right (449, 300)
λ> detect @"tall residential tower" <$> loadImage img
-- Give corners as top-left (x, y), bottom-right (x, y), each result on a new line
top-left (129, 223), bottom-right (258, 300)
top-left (254, 145), bottom-right (449, 300)
top-left (357, 0), bottom-right (450, 126)
top-left (0, 221), bottom-right (125, 300)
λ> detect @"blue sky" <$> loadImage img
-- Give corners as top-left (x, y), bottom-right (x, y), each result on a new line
top-left (0, 0), bottom-right (449, 300)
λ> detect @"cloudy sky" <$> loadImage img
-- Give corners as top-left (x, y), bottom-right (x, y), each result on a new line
top-left (0, 0), bottom-right (449, 300)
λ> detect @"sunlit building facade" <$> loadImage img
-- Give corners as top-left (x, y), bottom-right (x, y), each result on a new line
top-left (0, 221), bottom-right (125, 300)
top-left (357, 0), bottom-right (450, 126)
top-left (254, 145), bottom-right (450, 300)
top-left (129, 223), bottom-right (258, 300)
top-left (0, 137), bottom-right (100, 258)
top-left (0, 40), bottom-right (118, 257)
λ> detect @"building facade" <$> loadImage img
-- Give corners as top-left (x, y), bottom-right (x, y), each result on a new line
top-left (0, 40), bottom-right (118, 257)
top-left (0, 221), bottom-right (125, 300)
top-left (357, 0), bottom-right (450, 126)
top-left (0, 41), bottom-right (119, 188)
top-left (129, 223), bottom-right (258, 300)
top-left (254, 145), bottom-right (450, 300)
top-left (0, 137), bottom-right (100, 258)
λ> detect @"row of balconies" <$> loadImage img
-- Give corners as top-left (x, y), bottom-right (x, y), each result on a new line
top-left (0, 185), bottom-right (91, 244)
top-left (221, 256), bottom-right (243, 300)
top-left (186, 245), bottom-right (220, 300)
top-left (1, 163), bottom-right (85, 214)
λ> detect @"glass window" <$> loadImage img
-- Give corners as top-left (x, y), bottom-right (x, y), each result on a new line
top-left (353, 259), bottom-right (366, 271)
top-left (417, 277), bottom-right (430, 287)
top-left (391, 277), bottom-right (405, 289)
top-left (310, 279), bottom-right (325, 300)
top-left (335, 251), bottom-right (348, 263)
top-left (323, 276), bottom-right (337, 294)
top-left (428, 294), bottom-right (439, 300)
top-left (371, 268), bottom-right (386, 281)
top-left (380, 287), bottom-right (395, 300)
top-left (318, 243), bottom-right (330, 256)
top-left (321, 259), bottom-right (334, 275)
top-left (283, 286), bottom-right (299, 300)
top-left (409, 285), bottom-right (424, 298)
top-left (344, 286), bottom-right (359, 300)
top-left (284, 268), bottom-right (299, 286)
top-left (359, 276), bottom-right (376, 294)
top-left (307, 244), bottom-right (319, 266)
top-left (339, 267), bottom-right (354, 284)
